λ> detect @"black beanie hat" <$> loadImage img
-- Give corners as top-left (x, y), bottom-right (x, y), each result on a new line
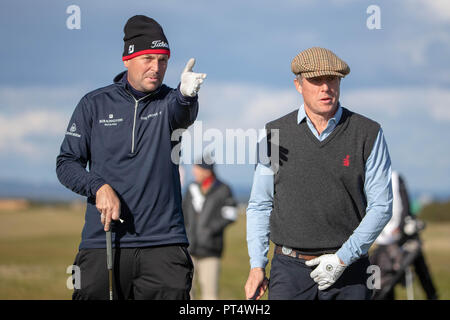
top-left (122, 15), bottom-right (170, 61)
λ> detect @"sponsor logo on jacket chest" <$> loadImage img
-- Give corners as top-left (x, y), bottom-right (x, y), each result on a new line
top-left (141, 110), bottom-right (162, 120)
top-left (99, 114), bottom-right (124, 126)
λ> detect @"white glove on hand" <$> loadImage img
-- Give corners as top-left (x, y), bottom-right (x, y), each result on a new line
top-left (305, 254), bottom-right (347, 290)
top-left (180, 58), bottom-right (207, 97)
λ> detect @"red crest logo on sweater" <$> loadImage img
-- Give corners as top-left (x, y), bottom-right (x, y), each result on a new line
top-left (343, 155), bottom-right (350, 167)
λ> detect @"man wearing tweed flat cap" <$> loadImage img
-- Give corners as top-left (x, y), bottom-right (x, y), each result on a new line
top-left (291, 47), bottom-right (350, 78)
top-left (245, 47), bottom-right (393, 300)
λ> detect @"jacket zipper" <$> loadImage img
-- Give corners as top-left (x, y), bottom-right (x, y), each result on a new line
top-left (127, 90), bottom-right (157, 154)
top-left (131, 99), bottom-right (139, 154)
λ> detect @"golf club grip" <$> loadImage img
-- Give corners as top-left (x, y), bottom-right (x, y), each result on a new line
top-left (249, 285), bottom-right (261, 300)
top-left (106, 230), bottom-right (113, 270)
top-left (249, 277), bottom-right (269, 300)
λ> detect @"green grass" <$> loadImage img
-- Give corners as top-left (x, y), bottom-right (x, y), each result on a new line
top-left (419, 201), bottom-right (450, 222)
top-left (0, 205), bottom-right (448, 300)
top-left (0, 206), bottom-right (82, 299)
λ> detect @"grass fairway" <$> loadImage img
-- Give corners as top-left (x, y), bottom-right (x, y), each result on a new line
top-left (0, 205), bottom-right (83, 299)
top-left (0, 205), bottom-right (448, 300)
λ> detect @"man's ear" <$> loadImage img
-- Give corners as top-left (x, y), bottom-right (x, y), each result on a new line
top-left (294, 78), bottom-right (303, 94)
top-left (123, 59), bottom-right (129, 69)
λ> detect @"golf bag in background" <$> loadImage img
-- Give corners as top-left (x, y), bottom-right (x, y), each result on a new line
top-left (370, 173), bottom-right (438, 300)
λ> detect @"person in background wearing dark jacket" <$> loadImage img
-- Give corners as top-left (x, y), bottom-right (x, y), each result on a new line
top-left (371, 171), bottom-right (438, 300)
top-left (56, 15), bottom-right (206, 300)
top-left (182, 157), bottom-right (238, 300)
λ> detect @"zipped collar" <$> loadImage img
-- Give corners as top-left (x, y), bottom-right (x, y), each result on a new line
top-left (113, 71), bottom-right (163, 154)
top-left (113, 71), bottom-right (163, 102)
top-left (196, 178), bottom-right (221, 196)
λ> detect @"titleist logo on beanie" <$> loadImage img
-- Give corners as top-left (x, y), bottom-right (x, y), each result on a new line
top-left (122, 15), bottom-right (170, 61)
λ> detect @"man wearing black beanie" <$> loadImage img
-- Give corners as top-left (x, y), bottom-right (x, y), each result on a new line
top-left (57, 15), bottom-right (206, 300)
top-left (121, 15), bottom-right (206, 96)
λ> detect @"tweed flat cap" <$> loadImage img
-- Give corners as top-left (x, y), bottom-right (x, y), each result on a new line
top-left (291, 47), bottom-right (350, 78)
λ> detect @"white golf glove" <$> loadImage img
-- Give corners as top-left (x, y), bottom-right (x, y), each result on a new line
top-left (305, 254), bottom-right (347, 290)
top-left (180, 58), bottom-right (207, 97)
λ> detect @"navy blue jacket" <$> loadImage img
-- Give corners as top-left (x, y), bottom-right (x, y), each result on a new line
top-left (56, 71), bottom-right (198, 249)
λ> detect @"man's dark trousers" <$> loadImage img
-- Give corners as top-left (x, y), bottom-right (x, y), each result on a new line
top-left (268, 252), bottom-right (372, 300)
top-left (72, 245), bottom-right (194, 300)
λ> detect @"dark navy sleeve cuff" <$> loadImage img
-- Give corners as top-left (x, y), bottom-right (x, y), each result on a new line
top-left (90, 176), bottom-right (107, 197)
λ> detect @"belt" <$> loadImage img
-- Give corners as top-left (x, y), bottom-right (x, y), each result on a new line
top-left (274, 245), bottom-right (320, 261)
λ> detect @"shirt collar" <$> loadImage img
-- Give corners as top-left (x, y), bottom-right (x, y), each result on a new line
top-left (297, 102), bottom-right (343, 125)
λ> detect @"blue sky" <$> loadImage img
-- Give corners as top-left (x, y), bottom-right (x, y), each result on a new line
top-left (1, 0), bottom-right (450, 197)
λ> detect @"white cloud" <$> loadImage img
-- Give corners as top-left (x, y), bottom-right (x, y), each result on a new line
top-left (0, 85), bottom-right (84, 159)
top-left (394, 31), bottom-right (450, 67)
top-left (410, 0), bottom-right (450, 23)
top-left (341, 87), bottom-right (450, 123)
top-left (198, 82), bottom-right (299, 130)
top-left (0, 86), bottom-right (85, 112)
top-left (0, 110), bottom-right (68, 157)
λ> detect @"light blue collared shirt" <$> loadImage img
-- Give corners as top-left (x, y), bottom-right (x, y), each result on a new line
top-left (246, 104), bottom-right (393, 268)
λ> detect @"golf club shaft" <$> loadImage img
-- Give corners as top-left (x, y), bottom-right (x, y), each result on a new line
top-left (106, 230), bottom-right (113, 300)
top-left (109, 270), bottom-right (113, 300)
